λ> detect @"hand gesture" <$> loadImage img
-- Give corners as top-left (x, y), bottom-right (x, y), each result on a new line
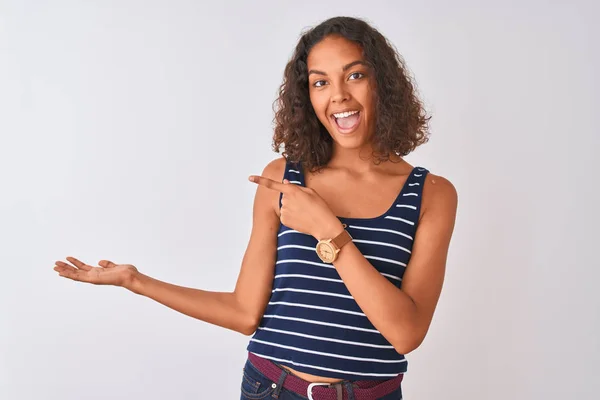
top-left (53, 256), bottom-right (138, 288)
top-left (248, 175), bottom-right (343, 239)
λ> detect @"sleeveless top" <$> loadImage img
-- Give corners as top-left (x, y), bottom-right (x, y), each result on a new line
top-left (246, 159), bottom-right (429, 381)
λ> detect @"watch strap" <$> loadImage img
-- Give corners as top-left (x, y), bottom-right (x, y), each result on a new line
top-left (331, 229), bottom-right (352, 250)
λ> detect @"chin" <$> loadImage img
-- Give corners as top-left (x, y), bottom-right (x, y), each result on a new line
top-left (331, 132), bottom-right (371, 150)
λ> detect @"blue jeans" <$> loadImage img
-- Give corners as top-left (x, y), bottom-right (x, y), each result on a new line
top-left (240, 358), bottom-right (403, 400)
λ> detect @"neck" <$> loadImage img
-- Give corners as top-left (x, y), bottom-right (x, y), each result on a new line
top-left (328, 143), bottom-right (402, 173)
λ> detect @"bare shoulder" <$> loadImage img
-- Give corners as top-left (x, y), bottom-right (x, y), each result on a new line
top-left (260, 156), bottom-right (287, 180)
top-left (421, 172), bottom-right (458, 218)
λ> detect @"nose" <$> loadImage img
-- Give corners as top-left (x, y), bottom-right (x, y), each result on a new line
top-left (330, 84), bottom-right (350, 104)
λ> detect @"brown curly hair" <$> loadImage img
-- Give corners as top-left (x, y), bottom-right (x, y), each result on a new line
top-left (271, 16), bottom-right (431, 172)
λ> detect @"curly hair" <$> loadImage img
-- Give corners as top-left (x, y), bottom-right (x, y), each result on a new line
top-left (272, 16), bottom-right (431, 172)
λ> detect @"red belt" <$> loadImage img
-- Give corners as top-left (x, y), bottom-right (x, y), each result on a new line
top-left (248, 353), bottom-right (403, 400)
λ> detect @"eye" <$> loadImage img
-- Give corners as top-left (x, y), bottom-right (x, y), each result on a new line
top-left (349, 72), bottom-right (364, 80)
top-left (313, 80), bottom-right (327, 88)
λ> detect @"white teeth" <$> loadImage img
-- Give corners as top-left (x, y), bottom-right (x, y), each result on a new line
top-left (333, 110), bottom-right (359, 119)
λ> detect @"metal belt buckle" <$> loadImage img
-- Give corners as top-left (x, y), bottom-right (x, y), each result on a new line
top-left (307, 382), bottom-right (330, 400)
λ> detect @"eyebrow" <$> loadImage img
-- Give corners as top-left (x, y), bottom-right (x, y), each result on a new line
top-left (308, 60), bottom-right (368, 76)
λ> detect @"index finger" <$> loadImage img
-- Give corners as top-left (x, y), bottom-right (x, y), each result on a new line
top-left (65, 256), bottom-right (93, 271)
top-left (249, 175), bottom-right (293, 193)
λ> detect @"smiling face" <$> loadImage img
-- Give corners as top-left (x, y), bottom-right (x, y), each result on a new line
top-left (307, 35), bottom-right (376, 150)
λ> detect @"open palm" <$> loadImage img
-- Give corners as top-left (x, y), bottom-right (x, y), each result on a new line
top-left (54, 256), bottom-right (137, 287)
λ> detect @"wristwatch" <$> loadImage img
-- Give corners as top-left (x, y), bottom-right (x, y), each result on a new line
top-left (315, 225), bottom-right (353, 263)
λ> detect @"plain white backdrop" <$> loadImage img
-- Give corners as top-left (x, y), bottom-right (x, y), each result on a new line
top-left (1, 0), bottom-right (599, 399)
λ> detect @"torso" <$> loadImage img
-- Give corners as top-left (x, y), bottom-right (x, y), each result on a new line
top-left (304, 160), bottom-right (416, 220)
top-left (268, 156), bottom-right (433, 383)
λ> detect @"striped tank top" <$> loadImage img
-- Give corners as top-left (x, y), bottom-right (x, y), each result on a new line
top-left (246, 159), bottom-right (429, 381)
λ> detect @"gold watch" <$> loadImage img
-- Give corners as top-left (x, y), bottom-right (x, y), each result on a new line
top-left (316, 225), bottom-right (353, 263)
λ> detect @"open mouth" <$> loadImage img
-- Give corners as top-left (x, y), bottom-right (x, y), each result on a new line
top-left (331, 110), bottom-right (361, 134)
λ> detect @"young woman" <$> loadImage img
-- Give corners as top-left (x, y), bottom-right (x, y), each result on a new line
top-left (53, 16), bottom-right (457, 400)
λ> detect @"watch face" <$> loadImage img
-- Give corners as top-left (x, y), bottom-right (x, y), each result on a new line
top-left (316, 242), bottom-right (335, 263)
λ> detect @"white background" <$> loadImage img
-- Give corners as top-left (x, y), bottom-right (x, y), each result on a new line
top-left (1, 0), bottom-right (599, 399)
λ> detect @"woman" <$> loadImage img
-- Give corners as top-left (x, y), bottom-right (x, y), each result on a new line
top-left (54, 16), bottom-right (457, 400)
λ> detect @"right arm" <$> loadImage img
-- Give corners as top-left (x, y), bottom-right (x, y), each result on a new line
top-left (54, 157), bottom-right (285, 336)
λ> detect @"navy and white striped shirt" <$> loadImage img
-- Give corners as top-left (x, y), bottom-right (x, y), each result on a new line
top-left (246, 159), bottom-right (429, 380)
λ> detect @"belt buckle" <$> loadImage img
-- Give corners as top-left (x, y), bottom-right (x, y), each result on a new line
top-left (307, 382), bottom-right (329, 400)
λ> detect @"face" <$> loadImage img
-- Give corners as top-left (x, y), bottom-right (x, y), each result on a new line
top-left (307, 35), bottom-right (376, 150)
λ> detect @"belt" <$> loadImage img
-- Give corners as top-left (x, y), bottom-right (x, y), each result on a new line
top-left (247, 353), bottom-right (403, 400)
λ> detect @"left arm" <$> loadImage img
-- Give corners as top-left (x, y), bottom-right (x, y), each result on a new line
top-left (317, 175), bottom-right (458, 354)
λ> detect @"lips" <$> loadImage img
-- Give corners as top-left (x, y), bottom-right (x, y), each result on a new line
top-left (330, 111), bottom-right (361, 134)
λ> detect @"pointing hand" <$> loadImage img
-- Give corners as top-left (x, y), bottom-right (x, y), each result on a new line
top-left (248, 175), bottom-right (343, 239)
